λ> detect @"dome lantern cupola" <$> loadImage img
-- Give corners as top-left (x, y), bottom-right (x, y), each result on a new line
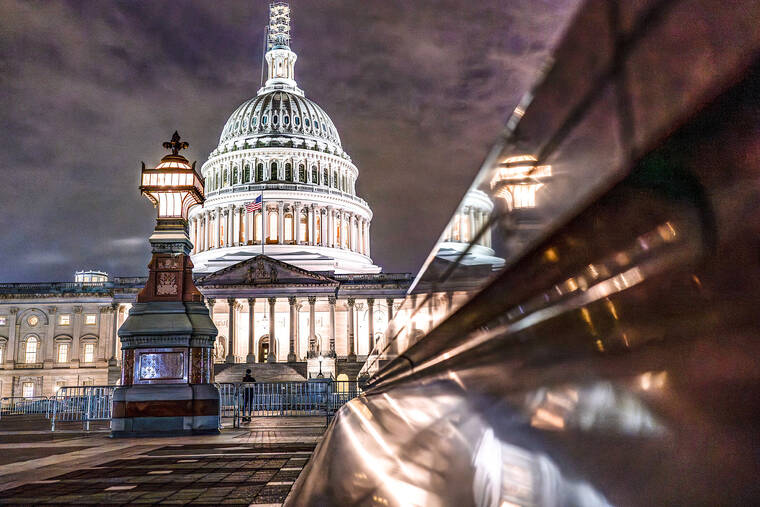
top-left (259, 2), bottom-right (303, 97)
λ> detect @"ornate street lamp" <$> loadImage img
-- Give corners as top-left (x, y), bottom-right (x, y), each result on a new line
top-left (490, 155), bottom-right (552, 210)
top-left (112, 132), bottom-right (219, 437)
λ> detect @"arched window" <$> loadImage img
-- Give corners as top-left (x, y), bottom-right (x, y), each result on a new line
top-left (332, 171), bottom-right (338, 188)
top-left (223, 170), bottom-right (229, 186)
top-left (262, 115), bottom-right (268, 126)
top-left (294, 116), bottom-right (301, 126)
top-left (270, 162), bottom-right (278, 180)
top-left (267, 210), bottom-right (278, 243)
top-left (25, 336), bottom-right (38, 364)
top-left (285, 163), bottom-right (292, 181)
top-left (299, 211), bottom-right (308, 243)
top-left (284, 212), bottom-right (294, 242)
top-left (214, 172), bottom-right (219, 189)
top-left (256, 163), bottom-right (264, 182)
top-left (244, 164), bottom-right (251, 182)
top-left (233, 167), bottom-right (239, 184)
top-left (311, 167), bottom-right (318, 184)
top-left (305, 118), bottom-right (311, 128)
top-left (323, 169), bottom-right (328, 186)
top-left (298, 164), bottom-right (306, 182)
top-left (273, 114), bottom-right (279, 126)
top-left (284, 115), bottom-right (290, 126)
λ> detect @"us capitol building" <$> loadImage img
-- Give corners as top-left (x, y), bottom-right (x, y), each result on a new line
top-left (0, 3), bottom-right (498, 398)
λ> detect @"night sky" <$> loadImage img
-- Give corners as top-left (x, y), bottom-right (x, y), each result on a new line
top-left (0, 0), bottom-right (577, 282)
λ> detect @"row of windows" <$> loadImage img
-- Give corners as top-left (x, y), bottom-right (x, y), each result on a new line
top-left (206, 161), bottom-right (355, 194)
top-left (233, 113), bottom-right (335, 139)
top-left (0, 338), bottom-right (96, 365)
top-left (0, 314), bottom-right (99, 327)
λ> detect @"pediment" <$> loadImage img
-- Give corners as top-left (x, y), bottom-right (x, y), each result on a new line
top-left (196, 255), bottom-right (337, 287)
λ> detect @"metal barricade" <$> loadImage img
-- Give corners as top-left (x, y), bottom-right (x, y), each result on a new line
top-left (0, 397), bottom-right (53, 419)
top-left (50, 385), bottom-right (116, 431)
top-left (219, 380), bottom-right (360, 427)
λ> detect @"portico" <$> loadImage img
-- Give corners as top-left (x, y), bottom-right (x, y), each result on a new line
top-left (195, 255), bottom-right (407, 376)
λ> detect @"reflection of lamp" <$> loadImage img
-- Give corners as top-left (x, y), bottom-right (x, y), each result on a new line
top-left (490, 155), bottom-right (552, 210)
top-left (112, 132), bottom-right (219, 438)
top-left (318, 355), bottom-right (324, 378)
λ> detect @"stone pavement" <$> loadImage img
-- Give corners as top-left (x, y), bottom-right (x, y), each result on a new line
top-left (0, 415), bottom-right (325, 505)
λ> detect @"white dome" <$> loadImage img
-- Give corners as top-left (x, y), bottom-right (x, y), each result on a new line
top-left (219, 90), bottom-right (343, 153)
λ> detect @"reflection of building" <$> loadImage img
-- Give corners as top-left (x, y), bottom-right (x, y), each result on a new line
top-left (0, 3), bottom-right (411, 397)
top-left (438, 189), bottom-right (504, 269)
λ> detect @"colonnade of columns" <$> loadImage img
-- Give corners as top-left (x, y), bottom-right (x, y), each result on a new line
top-left (445, 206), bottom-right (491, 247)
top-left (205, 296), bottom-right (394, 363)
top-left (190, 203), bottom-right (370, 256)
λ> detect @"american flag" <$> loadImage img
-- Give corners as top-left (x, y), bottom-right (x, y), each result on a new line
top-left (245, 195), bottom-right (262, 213)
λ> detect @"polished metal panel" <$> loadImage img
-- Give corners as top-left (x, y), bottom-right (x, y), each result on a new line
top-left (289, 0), bottom-right (760, 505)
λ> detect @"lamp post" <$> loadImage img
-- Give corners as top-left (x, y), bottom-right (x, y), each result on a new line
top-left (111, 132), bottom-right (220, 437)
top-left (317, 355), bottom-right (324, 378)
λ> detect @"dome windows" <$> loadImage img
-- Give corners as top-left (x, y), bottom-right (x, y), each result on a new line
top-left (270, 161), bottom-right (278, 180)
top-left (311, 166), bottom-right (318, 184)
top-left (252, 116), bottom-right (258, 126)
top-left (298, 164), bottom-right (306, 182)
top-left (285, 162), bottom-right (292, 181)
top-left (256, 163), bottom-right (264, 181)
top-left (305, 118), bottom-right (310, 128)
top-left (262, 115), bottom-right (269, 126)
top-left (284, 115), bottom-right (290, 126)
top-left (273, 114), bottom-right (279, 126)
top-left (294, 116), bottom-right (301, 126)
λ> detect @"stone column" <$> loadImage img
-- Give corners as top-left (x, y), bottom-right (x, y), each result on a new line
top-left (109, 303), bottom-right (119, 365)
top-left (308, 296), bottom-right (317, 357)
top-left (216, 208), bottom-right (222, 248)
top-left (327, 207), bottom-right (334, 248)
top-left (98, 305), bottom-right (110, 362)
top-left (287, 296), bottom-right (297, 362)
top-left (228, 205), bottom-right (235, 246)
top-left (226, 298), bottom-right (237, 363)
top-left (207, 298), bottom-right (217, 359)
top-left (365, 220), bottom-right (370, 255)
top-left (242, 206), bottom-right (248, 245)
top-left (347, 298), bottom-right (356, 361)
top-left (386, 298), bottom-right (394, 321)
top-left (469, 208), bottom-right (476, 243)
top-left (45, 306), bottom-right (57, 365)
top-left (309, 205), bottom-right (316, 246)
top-left (277, 202), bottom-right (284, 245)
top-left (71, 306), bottom-right (83, 366)
top-left (328, 296), bottom-right (336, 357)
top-left (267, 297), bottom-right (276, 362)
top-left (6, 307), bottom-right (18, 366)
top-left (367, 298), bottom-right (375, 352)
top-left (294, 202), bottom-right (301, 244)
top-left (247, 298), bottom-right (256, 363)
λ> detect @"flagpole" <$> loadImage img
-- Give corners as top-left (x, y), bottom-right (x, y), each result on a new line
top-left (261, 190), bottom-right (265, 256)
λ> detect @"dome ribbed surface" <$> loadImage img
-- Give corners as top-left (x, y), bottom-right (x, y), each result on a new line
top-left (219, 91), bottom-right (342, 148)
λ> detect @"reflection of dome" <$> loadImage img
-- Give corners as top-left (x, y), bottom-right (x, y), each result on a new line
top-left (438, 189), bottom-right (504, 270)
top-left (218, 91), bottom-right (343, 155)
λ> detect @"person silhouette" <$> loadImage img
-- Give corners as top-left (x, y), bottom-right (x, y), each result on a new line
top-left (242, 369), bottom-right (256, 422)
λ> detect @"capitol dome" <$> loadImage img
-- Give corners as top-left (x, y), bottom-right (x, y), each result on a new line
top-left (188, 5), bottom-right (380, 275)
top-left (218, 91), bottom-right (343, 154)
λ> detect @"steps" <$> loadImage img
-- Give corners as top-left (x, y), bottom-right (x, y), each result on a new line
top-left (214, 362), bottom-right (307, 383)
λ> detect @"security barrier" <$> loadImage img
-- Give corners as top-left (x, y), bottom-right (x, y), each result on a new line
top-left (216, 380), bottom-right (359, 427)
top-left (0, 397), bottom-right (53, 419)
top-left (50, 386), bottom-right (116, 431)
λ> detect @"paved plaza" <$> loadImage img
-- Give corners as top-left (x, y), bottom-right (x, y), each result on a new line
top-left (0, 416), bottom-right (325, 505)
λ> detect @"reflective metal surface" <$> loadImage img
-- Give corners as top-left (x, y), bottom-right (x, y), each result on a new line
top-left (288, 0), bottom-right (760, 505)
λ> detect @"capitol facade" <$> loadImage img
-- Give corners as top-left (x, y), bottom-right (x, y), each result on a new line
top-left (0, 3), bottom-right (413, 398)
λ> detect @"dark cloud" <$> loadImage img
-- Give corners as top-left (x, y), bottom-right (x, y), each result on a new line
top-left (0, 0), bottom-right (578, 281)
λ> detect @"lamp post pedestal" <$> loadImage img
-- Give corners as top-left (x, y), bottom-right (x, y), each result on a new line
top-left (111, 132), bottom-right (219, 437)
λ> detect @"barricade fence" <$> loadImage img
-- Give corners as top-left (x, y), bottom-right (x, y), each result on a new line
top-left (2, 381), bottom-right (357, 430)
top-left (216, 380), bottom-right (360, 427)
top-left (0, 397), bottom-right (53, 419)
top-left (50, 385), bottom-right (116, 431)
